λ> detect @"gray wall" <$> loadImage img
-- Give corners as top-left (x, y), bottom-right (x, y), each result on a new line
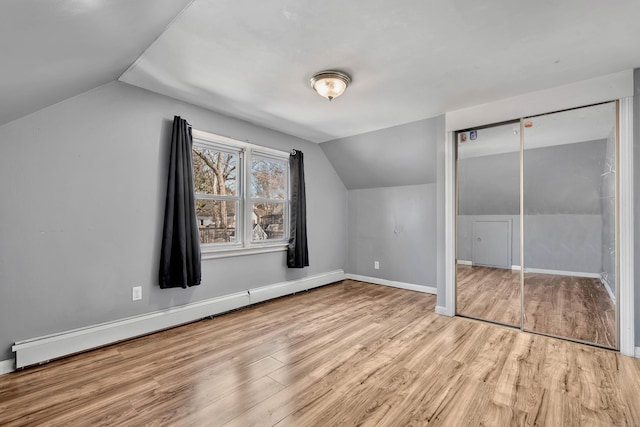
top-left (348, 185), bottom-right (437, 287)
top-left (523, 214), bottom-right (602, 273)
top-left (458, 140), bottom-right (606, 216)
top-left (523, 140), bottom-right (606, 215)
top-left (522, 141), bottom-right (605, 273)
top-left (458, 151), bottom-right (520, 216)
top-left (0, 81), bottom-right (348, 361)
top-left (322, 117), bottom-right (441, 290)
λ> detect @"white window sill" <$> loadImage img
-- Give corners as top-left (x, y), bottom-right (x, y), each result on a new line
top-left (201, 243), bottom-right (288, 260)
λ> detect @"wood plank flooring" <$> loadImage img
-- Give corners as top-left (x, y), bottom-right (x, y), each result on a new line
top-left (456, 265), bottom-right (521, 326)
top-left (456, 265), bottom-right (616, 347)
top-left (523, 272), bottom-right (616, 347)
top-left (1, 280), bottom-right (639, 426)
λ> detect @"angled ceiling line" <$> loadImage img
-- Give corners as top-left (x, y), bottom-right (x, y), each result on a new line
top-left (117, 0), bottom-right (197, 81)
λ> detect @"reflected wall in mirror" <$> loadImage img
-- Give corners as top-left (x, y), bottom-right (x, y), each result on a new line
top-left (456, 122), bottom-right (521, 326)
top-left (522, 102), bottom-right (617, 348)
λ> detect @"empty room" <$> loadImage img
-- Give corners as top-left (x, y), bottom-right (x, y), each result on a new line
top-left (1, 1), bottom-right (640, 426)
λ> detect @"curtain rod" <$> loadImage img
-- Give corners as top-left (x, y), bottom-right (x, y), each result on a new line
top-left (191, 128), bottom-right (294, 158)
top-left (186, 119), bottom-right (299, 156)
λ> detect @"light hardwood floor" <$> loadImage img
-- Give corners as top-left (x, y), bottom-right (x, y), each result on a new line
top-left (1, 280), bottom-right (639, 426)
top-left (456, 265), bottom-right (616, 347)
top-left (456, 265), bottom-right (521, 326)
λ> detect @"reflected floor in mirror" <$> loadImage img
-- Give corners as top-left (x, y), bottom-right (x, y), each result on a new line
top-left (456, 265), bottom-right (521, 326)
top-left (456, 265), bottom-right (616, 348)
top-left (524, 272), bottom-right (616, 348)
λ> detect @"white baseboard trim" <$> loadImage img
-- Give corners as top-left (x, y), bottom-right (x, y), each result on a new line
top-left (12, 270), bottom-right (345, 369)
top-left (457, 260), bottom-right (472, 266)
top-left (0, 359), bottom-right (14, 375)
top-left (435, 305), bottom-right (452, 316)
top-left (600, 276), bottom-right (616, 304)
top-left (636, 347), bottom-right (640, 358)
top-left (346, 274), bottom-right (437, 295)
top-left (248, 270), bottom-right (345, 304)
top-left (514, 267), bottom-right (600, 279)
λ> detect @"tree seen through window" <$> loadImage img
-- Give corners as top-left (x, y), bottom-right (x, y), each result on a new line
top-left (191, 137), bottom-right (289, 247)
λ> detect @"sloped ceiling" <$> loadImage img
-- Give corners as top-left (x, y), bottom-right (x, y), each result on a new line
top-left (321, 117), bottom-right (440, 189)
top-left (2, 0), bottom-right (640, 142)
top-left (0, 0), bottom-right (191, 126)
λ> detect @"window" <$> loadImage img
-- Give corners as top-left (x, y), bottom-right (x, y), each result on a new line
top-left (191, 129), bottom-right (289, 255)
top-left (192, 144), bottom-right (240, 245)
top-left (251, 154), bottom-right (287, 242)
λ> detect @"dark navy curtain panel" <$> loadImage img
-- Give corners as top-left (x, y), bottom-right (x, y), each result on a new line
top-left (287, 150), bottom-right (309, 268)
top-left (159, 116), bottom-right (201, 288)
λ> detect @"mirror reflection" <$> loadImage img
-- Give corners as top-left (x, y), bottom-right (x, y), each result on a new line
top-left (522, 102), bottom-right (617, 348)
top-left (456, 122), bottom-right (521, 326)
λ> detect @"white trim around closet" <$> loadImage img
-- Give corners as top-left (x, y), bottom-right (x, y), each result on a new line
top-left (618, 96), bottom-right (635, 357)
top-left (443, 128), bottom-right (456, 317)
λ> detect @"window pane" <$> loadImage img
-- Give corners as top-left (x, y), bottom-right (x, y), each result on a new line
top-left (195, 199), bottom-right (237, 244)
top-left (192, 146), bottom-right (238, 196)
top-left (252, 202), bottom-right (285, 241)
top-left (251, 156), bottom-right (286, 200)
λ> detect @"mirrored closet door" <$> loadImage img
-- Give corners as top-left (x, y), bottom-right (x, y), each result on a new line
top-left (456, 121), bottom-right (521, 327)
top-left (456, 102), bottom-right (618, 349)
top-left (522, 102), bottom-right (617, 348)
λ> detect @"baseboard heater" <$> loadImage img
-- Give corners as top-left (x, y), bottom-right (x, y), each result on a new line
top-left (12, 270), bottom-right (345, 369)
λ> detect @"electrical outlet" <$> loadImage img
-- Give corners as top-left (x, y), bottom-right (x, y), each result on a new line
top-left (132, 286), bottom-right (142, 301)
top-left (374, 261), bottom-right (380, 270)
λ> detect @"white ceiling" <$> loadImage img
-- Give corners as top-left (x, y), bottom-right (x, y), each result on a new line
top-left (3, 0), bottom-right (640, 143)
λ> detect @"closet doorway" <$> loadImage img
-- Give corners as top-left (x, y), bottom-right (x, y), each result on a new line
top-left (455, 102), bottom-right (618, 349)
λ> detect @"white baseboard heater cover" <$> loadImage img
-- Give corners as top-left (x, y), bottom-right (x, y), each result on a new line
top-left (12, 270), bottom-right (345, 369)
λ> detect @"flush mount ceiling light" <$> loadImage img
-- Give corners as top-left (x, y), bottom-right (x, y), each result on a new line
top-left (310, 70), bottom-right (351, 101)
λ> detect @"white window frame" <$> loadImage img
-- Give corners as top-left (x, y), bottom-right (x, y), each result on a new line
top-left (191, 129), bottom-right (290, 259)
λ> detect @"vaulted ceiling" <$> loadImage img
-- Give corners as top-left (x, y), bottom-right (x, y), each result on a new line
top-left (3, 0), bottom-right (640, 142)
top-left (0, 0), bottom-right (192, 127)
